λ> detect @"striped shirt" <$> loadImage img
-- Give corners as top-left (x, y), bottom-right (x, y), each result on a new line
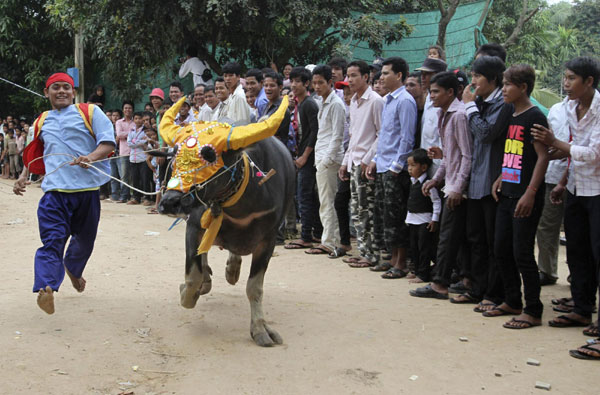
top-left (465, 88), bottom-right (512, 199)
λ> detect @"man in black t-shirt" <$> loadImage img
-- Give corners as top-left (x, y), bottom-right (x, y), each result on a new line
top-left (488, 64), bottom-right (549, 330)
top-left (284, 67), bottom-right (323, 249)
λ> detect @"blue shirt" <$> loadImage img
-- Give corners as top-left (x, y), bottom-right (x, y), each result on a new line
top-left (40, 105), bottom-right (115, 192)
top-left (374, 86), bottom-right (417, 173)
top-left (255, 88), bottom-right (269, 118)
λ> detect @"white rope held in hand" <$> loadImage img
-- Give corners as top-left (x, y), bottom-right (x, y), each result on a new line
top-left (26, 152), bottom-right (161, 196)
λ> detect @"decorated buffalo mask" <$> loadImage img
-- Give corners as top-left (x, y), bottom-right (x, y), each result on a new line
top-left (159, 96), bottom-right (288, 193)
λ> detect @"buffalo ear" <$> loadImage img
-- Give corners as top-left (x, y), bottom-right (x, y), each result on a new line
top-left (147, 146), bottom-right (178, 157)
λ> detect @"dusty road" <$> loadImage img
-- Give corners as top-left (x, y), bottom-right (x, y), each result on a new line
top-left (0, 180), bottom-right (596, 395)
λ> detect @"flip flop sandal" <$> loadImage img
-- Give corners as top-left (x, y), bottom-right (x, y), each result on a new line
top-left (305, 246), bottom-right (332, 255)
top-left (369, 262), bottom-right (392, 272)
top-left (482, 306), bottom-right (521, 317)
top-left (381, 268), bottom-right (408, 279)
top-left (328, 247), bottom-right (348, 259)
top-left (551, 297), bottom-right (572, 305)
top-left (450, 293), bottom-right (479, 304)
top-left (342, 256), bottom-right (362, 264)
top-left (548, 315), bottom-right (591, 328)
top-left (473, 302), bottom-right (497, 313)
top-left (553, 303), bottom-right (574, 313)
top-left (569, 342), bottom-right (600, 360)
top-left (408, 284), bottom-right (449, 299)
top-left (284, 241), bottom-right (312, 250)
top-left (348, 260), bottom-right (374, 268)
top-left (583, 324), bottom-right (599, 337)
top-left (503, 318), bottom-right (541, 330)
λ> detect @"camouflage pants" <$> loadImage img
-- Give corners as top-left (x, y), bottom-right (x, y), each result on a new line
top-left (373, 171), bottom-right (410, 251)
top-left (350, 165), bottom-right (381, 263)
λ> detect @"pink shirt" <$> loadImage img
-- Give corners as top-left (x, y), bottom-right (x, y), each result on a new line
top-left (115, 118), bottom-right (135, 156)
top-left (343, 86), bottom-right (384, 169)
top-left (432, 98), bottom-right (473, 195)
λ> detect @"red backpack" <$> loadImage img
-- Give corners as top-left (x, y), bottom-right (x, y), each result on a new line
top-left (23, 103), bottom-right (96, 175)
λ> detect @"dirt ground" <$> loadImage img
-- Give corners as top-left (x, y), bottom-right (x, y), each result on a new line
top-left (0, 179), bottom-right (597, 395)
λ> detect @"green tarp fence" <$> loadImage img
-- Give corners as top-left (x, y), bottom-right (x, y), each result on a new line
top-left (350, 0), bottom-right (492, 70)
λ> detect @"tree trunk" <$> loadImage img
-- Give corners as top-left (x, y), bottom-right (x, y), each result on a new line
top-left (437, 0), bottom-right (461, 49)
top-left (503, 0), bottom-right (540, 48)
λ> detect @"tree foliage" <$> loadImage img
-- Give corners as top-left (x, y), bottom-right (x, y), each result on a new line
top-left (46, 0), bottom-right (413, 100)
top-left (0, 0), bottom-right (73, 116)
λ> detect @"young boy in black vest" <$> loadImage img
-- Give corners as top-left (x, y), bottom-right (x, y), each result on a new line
top-left (406, 148), bottom-right (441, 283)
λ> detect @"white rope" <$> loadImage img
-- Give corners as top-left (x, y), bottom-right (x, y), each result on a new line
top-left (26, 153), bottom-right (160, 196)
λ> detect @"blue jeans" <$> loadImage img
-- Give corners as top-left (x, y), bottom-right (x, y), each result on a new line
top-left (297, 165), bottom-right (322, 243)
top-left (112, 156), bottom-right (131, 201)
top-left (110, 157), bottom-right (121, 200)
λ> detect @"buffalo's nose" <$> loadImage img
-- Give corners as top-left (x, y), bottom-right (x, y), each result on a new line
top-left (158, 192), bottom-right (182, 214)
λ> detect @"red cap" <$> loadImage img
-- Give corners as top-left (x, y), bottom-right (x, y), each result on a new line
top-left (45, 73), bottom-right (74, 89)
top-left (150, 88), bottom-right (165, 101)
top-left (334, 81), bottom-right (349, 90)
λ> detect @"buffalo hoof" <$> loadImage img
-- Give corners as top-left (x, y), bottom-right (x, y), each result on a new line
top-left (225, 265), bottom-right (241, 285)
top-left (251, 320), bottom-right (283, 347)
top-left (179, 283), bottom-right (200, 309)
top-left (198, 279), bottom-right (212, 295)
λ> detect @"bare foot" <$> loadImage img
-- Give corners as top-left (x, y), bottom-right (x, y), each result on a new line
top-left (409, 277), bottom-right (425, 284)
top-left (65, 268), bottom-right (86, 293)
top-left (37, 286), bottom-right (55, 314)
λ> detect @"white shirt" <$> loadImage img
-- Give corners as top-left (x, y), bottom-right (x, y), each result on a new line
top-left (178, 57), bottom-right (213, 87)
top-left (315, 90), bottom-right (345, 167)
top-left (420, 93), bottom-right (441, 175)
top-left (567, 90), bottom-right (600, 196)
top-left (406, 173), bottom-right (442, 225)
top-left (545, 99), bottom-right (570, 185)
top-left (221, 84), bottom-right (251, 124)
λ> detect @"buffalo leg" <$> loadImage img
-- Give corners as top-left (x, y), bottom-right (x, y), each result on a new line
top-left (180, 214), bottom-right (212, 308)
top-left (246, 238), bottom-right (282, 347)
top-left (225, 252), bottom-right (242, 285)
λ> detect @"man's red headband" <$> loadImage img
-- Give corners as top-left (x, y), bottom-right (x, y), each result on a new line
top-left (45, 73), bottom-right (74, 89)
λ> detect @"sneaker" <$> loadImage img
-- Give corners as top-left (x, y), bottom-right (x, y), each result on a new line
top-left (539, 271), bottom-right (557, 286)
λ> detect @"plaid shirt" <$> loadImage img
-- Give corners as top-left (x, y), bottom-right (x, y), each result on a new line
top-left (567, 90), bottom-right (600, 196)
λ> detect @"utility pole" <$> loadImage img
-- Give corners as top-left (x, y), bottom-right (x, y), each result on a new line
top-left (74, 28), bottom-right (84, 103)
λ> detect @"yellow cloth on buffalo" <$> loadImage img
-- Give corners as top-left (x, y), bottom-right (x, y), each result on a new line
top-left (197, 153), bottom-right (250, 255)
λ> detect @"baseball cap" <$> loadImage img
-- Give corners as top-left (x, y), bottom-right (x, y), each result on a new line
top-left (334, 81), bottom-right (349, 90)
top-left (415, 58), bottom-right (448, 73)
top-left (150, 88), bottom-right (165, 101)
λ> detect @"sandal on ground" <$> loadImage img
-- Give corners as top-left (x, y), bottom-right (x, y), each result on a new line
top-left (473, 302), bottom-right (497, 313)
top-left (147, 208), bottom-right (159, 214)
top-left (328, 247), bottom-right (348, 259)
top-left (450, 293), bottom-right (479, 304)
top-left (305, 245), bottom-right (332, 255)
top-left (482, 306), bottom-right (521, 317)
top-left (548, 315), bottom-right (591, 328)
top-left (551, 297), bottom-right (572, 305)
top-left (583, 324), bottom-right (600, 337)
top-left (369, 262), bottom-right (392, 272)
top-left (284, 240), bottom-right (312, 250)
top-left (342, 256), bottom-right (362, 264)
top-left (553, 303), bottom-right (574, 313)
top-left (348, 260), bottom-right (374, 268)
top-left (381, 267), bottom-right (409, 279)
top-left (569, 340), bottom-right (600, 360)
top-left (503, 317), bottom-right (541, 330)
top-left (408, 284), bottom-right (449, 299)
